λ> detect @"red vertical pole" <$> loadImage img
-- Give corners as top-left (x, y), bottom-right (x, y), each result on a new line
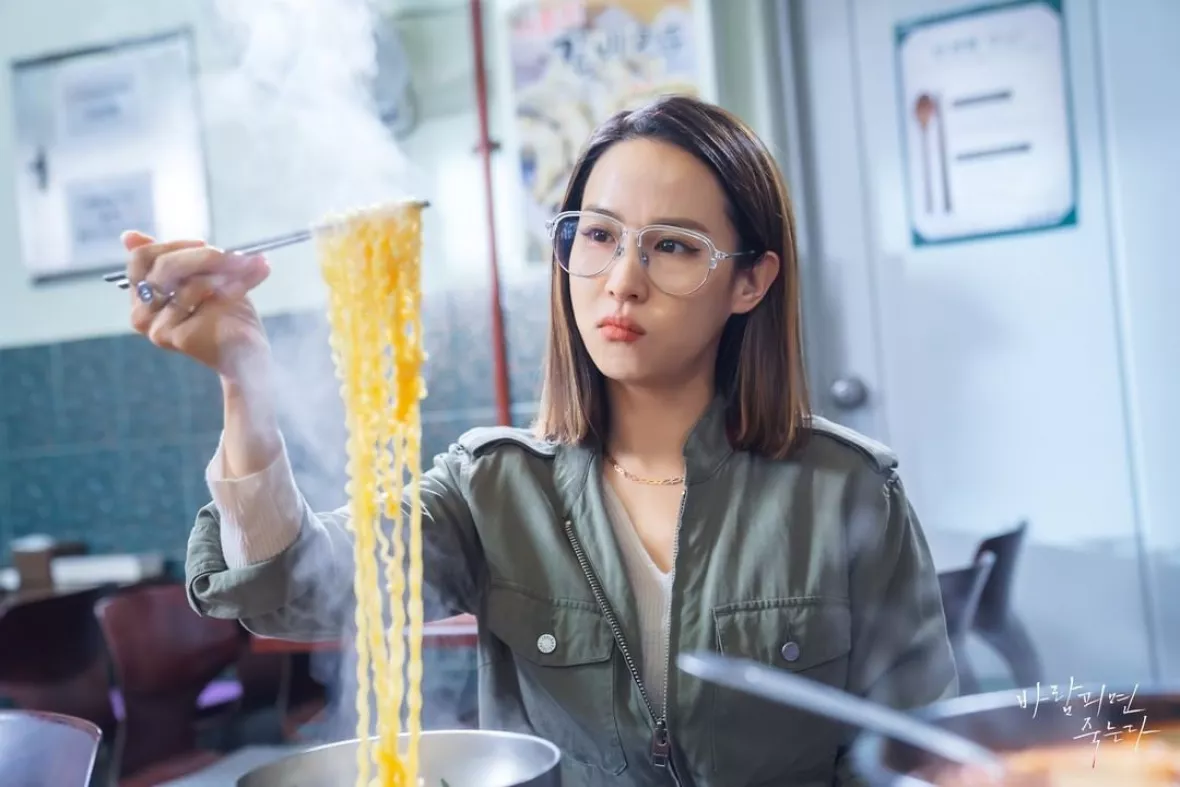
top-left (469, 0), bottom-right (513, 426)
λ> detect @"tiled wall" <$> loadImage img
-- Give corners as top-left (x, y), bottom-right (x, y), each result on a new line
top-left (0, 278), bottom-right (549, 564)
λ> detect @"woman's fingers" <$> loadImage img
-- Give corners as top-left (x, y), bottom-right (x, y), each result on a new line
top-left (125, 238), bottom-right (206, 286)
top-left (144, 297), bottom-right (191, 350)
top-left (121, 230), bottom-right (155, 252)
top-left (147, 247), bottom-right (266, 295)
top-left (216, 254), bottom-right (271, 299)
top-left (130, 271), bottom-right (210, 335)
top-left (140, 276), bottom-right (218, 348)
top-left (121, 229), bottom-right (271, 301)
top-left (168, 274), bottom-right (219, 317)
top-left (189, 258), bottom-right (271, 301)
top-left (123, 230), bottom-right (271, 342)
top-left (122, 232), bottom-right (174, 328)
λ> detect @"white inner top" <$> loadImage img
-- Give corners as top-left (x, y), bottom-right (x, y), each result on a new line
top-left (602, 483), bottom-right (676, 713)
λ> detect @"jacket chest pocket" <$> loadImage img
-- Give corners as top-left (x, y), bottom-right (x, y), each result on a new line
top-left (710, 599), bottom-right (852, 784)
top-left (484, 585), bottom-right (625, 775)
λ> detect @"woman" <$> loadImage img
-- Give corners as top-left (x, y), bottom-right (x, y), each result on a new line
top-left (126, 95), bottom-right (956, 787)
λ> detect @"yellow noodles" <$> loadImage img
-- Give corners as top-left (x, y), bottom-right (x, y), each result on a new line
top-left (316, 201), bottom-right (427, 787)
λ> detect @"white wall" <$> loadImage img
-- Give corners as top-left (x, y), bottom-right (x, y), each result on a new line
top-left (1094, 0), bottom-right (1180, 561)
top-left (1091, 0), bottom-right (1180, 681)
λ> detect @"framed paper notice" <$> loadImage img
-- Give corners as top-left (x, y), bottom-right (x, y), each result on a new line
top-left (10, 30), bottom-right (210, 282)
top-left (895, 0), bottom-right (1077, 246)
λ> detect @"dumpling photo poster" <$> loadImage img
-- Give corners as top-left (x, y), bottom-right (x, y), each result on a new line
top-left (508, 0), bottom-right (703, 264)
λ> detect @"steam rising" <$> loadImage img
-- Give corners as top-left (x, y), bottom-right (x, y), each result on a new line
top-left (203, 0), bottom-right (471, 740)
top-left (206, 0), bottom-right (418, 225)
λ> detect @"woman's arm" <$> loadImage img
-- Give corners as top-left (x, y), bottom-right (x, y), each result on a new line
top-left (117, 234), bottom-right (481, 637)
top-left (184, 434), bottom-right (484, 641)
top-left (834, 471), bottom-right (958, 784)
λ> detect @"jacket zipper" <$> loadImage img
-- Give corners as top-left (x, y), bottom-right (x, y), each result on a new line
top-left (563, 484), bottom-right (688, 784)
top-left (655, 488), bottom-right (687, 764)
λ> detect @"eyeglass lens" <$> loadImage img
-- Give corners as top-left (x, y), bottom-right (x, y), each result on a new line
top-left (552, 212), bottom-right (713, 295)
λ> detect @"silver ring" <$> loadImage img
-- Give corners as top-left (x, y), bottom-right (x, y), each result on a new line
top-left (135, 281), bottom-right (156, 304)
top-left (135, 281), bottom-right (175, 308)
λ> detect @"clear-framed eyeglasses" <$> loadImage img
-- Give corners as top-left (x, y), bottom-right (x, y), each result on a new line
top-left (545, 210), bottom-right (760, 296)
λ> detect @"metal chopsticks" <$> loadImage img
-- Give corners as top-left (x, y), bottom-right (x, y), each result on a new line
top-left (102, 229), bottom-right (313, 290)
top-left (101, 199), bottom-right (429, 290)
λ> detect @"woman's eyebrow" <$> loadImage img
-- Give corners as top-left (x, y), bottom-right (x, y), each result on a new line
top-left (583, 204), bottom-right (711, 234)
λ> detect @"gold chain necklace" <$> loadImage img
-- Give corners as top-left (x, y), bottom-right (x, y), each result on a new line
top-left (605, 455), bottom-right (685, 486)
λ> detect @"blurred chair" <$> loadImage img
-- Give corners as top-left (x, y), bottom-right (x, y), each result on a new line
top-left (0, 709), bottom-right (102, 787)
top-left (233, 649), bottom-right (327, 743)
top-left (95, 583), bottom-right (245, 787)
top-left (971, 521), bottom-right (1044, 686)
top-left (0, 586), bottom-right (117, 736)
top-left (937, 550), bottom-right (995, 695)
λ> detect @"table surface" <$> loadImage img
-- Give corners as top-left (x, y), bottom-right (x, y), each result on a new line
top-left (250, 613), bottom-right (478, 654)
top-left (0, 584), bottom-right (106, 612)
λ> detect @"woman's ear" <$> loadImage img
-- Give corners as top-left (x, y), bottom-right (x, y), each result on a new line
top-left (731, 252), bottom-right (780, 315)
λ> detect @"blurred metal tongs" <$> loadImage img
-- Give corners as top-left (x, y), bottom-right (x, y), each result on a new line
top-left (101, 199), bottom-right (430, 291)
top-left (677, 651), bottom-right (1004, 778)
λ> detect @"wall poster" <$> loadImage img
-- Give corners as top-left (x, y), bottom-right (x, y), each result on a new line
top-left (10, 30), bottom-right (210, 282)
top-left (896, 0), bottom-right (1077, 246)
top-left (509, 0), bottom-right (701, 264)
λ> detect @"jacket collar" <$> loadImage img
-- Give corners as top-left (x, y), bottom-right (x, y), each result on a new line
top-left (553, 395), bottom-right (733, 513)
top-left (681, 393), bottom-right (734, 484)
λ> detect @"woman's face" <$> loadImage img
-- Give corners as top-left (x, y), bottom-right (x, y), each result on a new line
top-left (568, 137), bottom-right (777, 389)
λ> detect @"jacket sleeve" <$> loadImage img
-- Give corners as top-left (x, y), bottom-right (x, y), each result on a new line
top-left (184, 443), bottom-right (485, 641)
top-left (834, 470), bottom-right (959, 785)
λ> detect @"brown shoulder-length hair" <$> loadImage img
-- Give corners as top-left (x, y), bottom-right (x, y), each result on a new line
top-left (533, 94), bottom-right (811, 460)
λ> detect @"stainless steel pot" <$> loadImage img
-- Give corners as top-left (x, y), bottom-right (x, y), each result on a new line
top-left (851, 688), bottom-right (1180, 785)
top-left (237, 729), bottom-right (561, 787)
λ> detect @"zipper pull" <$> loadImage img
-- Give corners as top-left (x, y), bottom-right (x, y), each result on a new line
top-left (651, 718), bottom-right (672, 767)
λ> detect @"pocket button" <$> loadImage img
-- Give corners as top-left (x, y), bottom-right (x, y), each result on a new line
top-left (780, 640), bottom-right (801, 663)
top-left (537, 633), bottom-right (558, 654)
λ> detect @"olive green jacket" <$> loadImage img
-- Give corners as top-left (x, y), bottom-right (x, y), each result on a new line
top-left (185, 398), bottom-right (957, 786)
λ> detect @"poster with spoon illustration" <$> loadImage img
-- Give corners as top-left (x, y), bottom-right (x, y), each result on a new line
top-left (896, 0), bottom-right (1077, 246)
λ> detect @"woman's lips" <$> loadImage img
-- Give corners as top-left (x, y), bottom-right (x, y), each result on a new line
top-left (600, 325), bottom-right (642, 342)
top-left (598, 316), bottom-right (644, 343)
